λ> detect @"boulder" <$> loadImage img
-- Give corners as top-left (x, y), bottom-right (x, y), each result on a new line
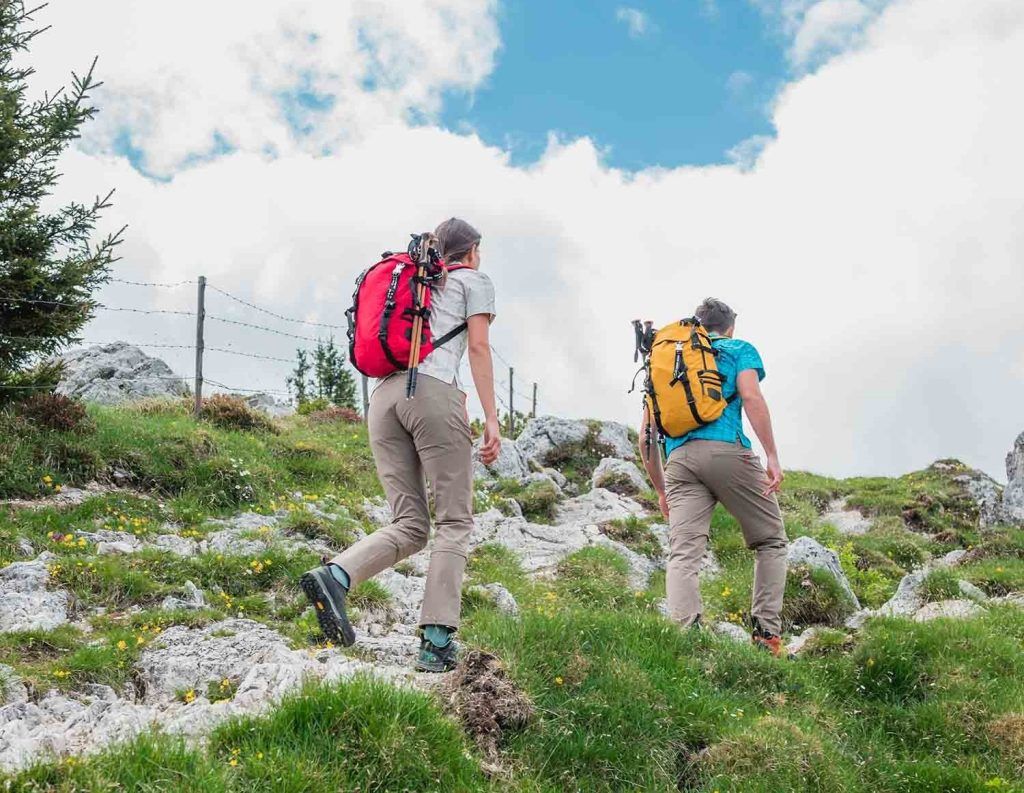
top-left (952, 468), bottom-right (1004, 529)
top-left (957, 580), bottom-right (988, 602)
top-left (0, 555), bottom-right (69, 633)
top-left (820, 499), bottom-right (872, 535)
top-left (473, 437), bottom-right (531, 482)
top-left (236, 392), bottom-right (295, 418)
top-left (515, 416), bottom-right (635, 466)
top-left (913, 599), bottom-right (985, 622)
top-left (1003, 431), bottom-right (1024, 524)
top-left (875, 570), bottom-right (928, 617)
top-left (55, 342), bottom-right (188, 405)
top-left (554, 488), bottom-right (646, 527)
top-left (160, 581), bottom-right (207, 611)
top-left (786, 627), bottom-right (821, 656)
top-left (786, 536), bottom-right (860, 609)
top-left (469, 583), bottom-right (520, 616)
top-left (713, 621), bottom-right (750, 643)
top-left (591, 457), bottom-right (649, 496)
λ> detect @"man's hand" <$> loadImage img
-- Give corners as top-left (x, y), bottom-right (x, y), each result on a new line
top-left (479, 417), bottom-right (502, 465)
top-left (658, 490), bottom-right (669, 521)
top-left (763, 454), bottom-right (784, 496)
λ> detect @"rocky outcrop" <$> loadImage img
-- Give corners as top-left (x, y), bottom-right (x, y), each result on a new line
top-left (591, 457), bottom-right (648, 496)
top-left (469, 583), bottom-right (520, 616)
top-left (473, 437), bottom-right (531, 483)
top-left (0, 554), bottom-right (69, 633)
top-left (913, 599), bottom-right (985, 622)
top-left (820, 499), bottom-right (872, 535)
top-left (55, 342), bottom-right (189, 405)
top-left (1003, 431), bottom-right (1024, 524)
top-left (515, 416), bottom-right (635, 466)
top-left (236, 392), bottom-right (295, 418)
top-left (786, 536), bottom-right (860, 608)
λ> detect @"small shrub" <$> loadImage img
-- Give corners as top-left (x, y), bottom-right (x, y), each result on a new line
top-left (543, 421), bottom-right (616, 485)
top-left (199, 395), bottom-right (277, 433)
top-left (494, 478), bottom-right (560, 523)
top-left (306, 405), bottom-right (362, 424)
top-left (15, 392), bottom-right (90, 433)
top-left (296, 397), bottom-right (331, 415)
top-left (602, 516), bottom-right (662, 559)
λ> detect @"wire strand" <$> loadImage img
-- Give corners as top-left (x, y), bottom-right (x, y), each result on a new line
top-left (205, 314), bottom-right (322, 342)
top-left (207, 283), bottom-right (345, 330)
top-left (108, 277), bottom-right (194, 289)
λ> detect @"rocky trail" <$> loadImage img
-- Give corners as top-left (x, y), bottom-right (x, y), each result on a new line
top-left (1, 412), bottom-right (1023, 774)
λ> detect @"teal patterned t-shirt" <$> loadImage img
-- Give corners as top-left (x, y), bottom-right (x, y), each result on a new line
top-left (663, 336), bottom-right (765, 457)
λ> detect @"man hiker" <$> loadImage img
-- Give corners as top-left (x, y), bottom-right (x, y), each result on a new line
top-left (638, 297), bottom-right (788, 655)
top-left (301, 217), bottom-right (502, 672)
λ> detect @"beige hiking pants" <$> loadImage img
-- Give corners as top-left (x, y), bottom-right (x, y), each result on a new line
top-left (664, 440), bottom-right (788, 635)
top-left (330, 374), bottom-right (474, 629)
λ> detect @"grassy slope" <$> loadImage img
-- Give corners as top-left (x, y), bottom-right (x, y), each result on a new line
top-left (1, 405), bottom-right (1023, 792)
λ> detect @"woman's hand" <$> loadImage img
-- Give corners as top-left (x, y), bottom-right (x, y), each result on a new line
top-left (479, 416), bottom-right (502, 465)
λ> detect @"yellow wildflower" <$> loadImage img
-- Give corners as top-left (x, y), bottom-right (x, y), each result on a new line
top-left (116, 640), bottom-right (127, 651)
top-left (554, 676), bottom-right (564, 685)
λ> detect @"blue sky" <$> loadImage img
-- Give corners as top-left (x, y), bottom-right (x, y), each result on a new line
top-left (441, 0), bottom-right (788, 169)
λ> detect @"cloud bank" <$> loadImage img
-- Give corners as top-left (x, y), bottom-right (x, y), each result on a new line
top-left (29, 0), bottom-right (1024, 480)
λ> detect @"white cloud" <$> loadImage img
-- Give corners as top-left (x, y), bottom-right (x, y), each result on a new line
top-left (615, 7), bottom-right (651, 38)
top-left (33, 0), bottom-right (1024, 481)
top-left (752, 0), bottom-right (889, 67)
top-left (24, 0), bottom-right (500, 176)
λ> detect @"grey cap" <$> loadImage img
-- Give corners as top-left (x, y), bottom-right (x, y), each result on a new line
top-left (434, 217), bottom-right (481, 263)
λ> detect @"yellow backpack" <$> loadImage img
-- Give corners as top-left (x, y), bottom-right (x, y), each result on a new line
top-left (633, 318), bottom-right (735, 439)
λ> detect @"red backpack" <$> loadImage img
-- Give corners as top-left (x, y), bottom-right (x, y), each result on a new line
top-left (346, 251), bottom-right (468, 378)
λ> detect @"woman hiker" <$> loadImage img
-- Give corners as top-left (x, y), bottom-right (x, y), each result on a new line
top-left (301, 217), bottom-right (502, 672)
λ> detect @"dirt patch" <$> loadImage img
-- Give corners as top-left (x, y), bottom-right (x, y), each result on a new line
top-left (442, 649), bottom-right (534, 770)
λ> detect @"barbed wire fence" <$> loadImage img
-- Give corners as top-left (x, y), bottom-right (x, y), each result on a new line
top-left (0, 275), bottom-right (542, 434)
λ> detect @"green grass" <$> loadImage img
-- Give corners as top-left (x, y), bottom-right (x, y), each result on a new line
top-left (7, 678), bottom-right (485, 792)
top-left (601, 515), bottom-right (662, 558)
top-left (3, 406), bottom-right (1024, 791)
top-left (492, 477), bottom-right (561, 523)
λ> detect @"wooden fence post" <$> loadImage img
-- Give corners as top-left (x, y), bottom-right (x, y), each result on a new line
top-left (193, 275), bottom-right (206, 419)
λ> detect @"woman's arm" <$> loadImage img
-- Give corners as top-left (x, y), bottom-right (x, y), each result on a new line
top-left (467, 314), bottom-right (501, 464)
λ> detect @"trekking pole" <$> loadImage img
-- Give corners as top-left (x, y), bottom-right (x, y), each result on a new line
top-left (406, 232), bottom-right (437, 399)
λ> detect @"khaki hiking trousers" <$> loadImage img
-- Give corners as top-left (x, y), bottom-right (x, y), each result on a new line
top-left (664, 440), bottom-right (788, 635)
top-left (330, 374), bottom-right (474, 629)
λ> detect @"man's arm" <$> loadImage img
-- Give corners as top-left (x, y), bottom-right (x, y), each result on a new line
top-left (638, 404), bottom-right (669, 519)
top-left (736, 369), bottom-right (783, 495)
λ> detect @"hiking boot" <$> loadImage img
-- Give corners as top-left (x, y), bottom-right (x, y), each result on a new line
top-left (300, 565), bottom-right (356, 647)
top-left (752, 632), bottom-right (784, 657)
top-left (751, 618), bottom-right (783, 657)
top-left (415, 636), bottom-right (460, 673)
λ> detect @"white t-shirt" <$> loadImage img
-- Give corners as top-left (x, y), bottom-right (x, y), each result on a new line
top-left (418, 268), bottom-right (496, 390)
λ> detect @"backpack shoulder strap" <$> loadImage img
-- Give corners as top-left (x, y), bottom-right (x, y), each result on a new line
top-left (433, 321), bottom-right (468, 349)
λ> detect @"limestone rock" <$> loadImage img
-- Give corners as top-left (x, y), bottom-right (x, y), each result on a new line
top-left (786, 627), bottom-right (821, 656)
top-left (468, 583), bottom-right (520, 616)
top-left (0, 555), bottom-right (69, 633)
top-left (554, 488), bottom-right (646, 527)
top-left (161, 581), bottom-right (206, 611)
top-left (0, 664), bottom-right (28, 705)
top-left (362, 497), bottom-right (392, 529)
top-left (913, 599), bottom-right (985, 622)
top-left (786, 536), bottom-right (860, 609)
top-left (957, 579), bottom-right (988, 602)
top-left (875, 569), bottom-right (928, 617)
top-left (55, 342), bottom-right (188, 405)
top-left (237, 392), bottom-right (294, 418)
top-left (713, 621), bottom-right (749, 643)
top-left (952, 468), bottom-right (1004, 529)
top-left (1003, 431), bottom-right (1024, 524)
top-left (820, 499), bottom-right (872, 535)
top-left (473, 437), bottom-right (530, 482)
top-left (591, 457), bottom-right (649, 496)
top-left (515, 416), bottom-right (635, 467)
top-left (136, 619), bottom-right (298, 703)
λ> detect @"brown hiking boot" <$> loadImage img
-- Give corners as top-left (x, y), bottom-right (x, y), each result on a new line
top-left (751, 617), bottom-right (784, 657)
top-left (751, 632), bottom-right (784, 657)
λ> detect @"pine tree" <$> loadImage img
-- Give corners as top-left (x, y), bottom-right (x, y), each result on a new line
top-left (289, 338), bottom-right (357, 410)
top-left (0, 1), bottom-right (122, 400)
